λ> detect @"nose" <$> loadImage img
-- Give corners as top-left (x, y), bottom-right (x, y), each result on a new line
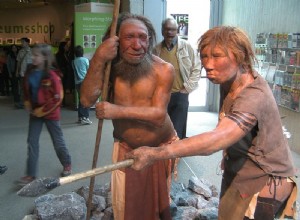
top-left (167, 30), bottom-right (174, 35)
top-left (131, 38), bottom-right (143, 49)
top-left (202, 57), bottom-right (214, 71)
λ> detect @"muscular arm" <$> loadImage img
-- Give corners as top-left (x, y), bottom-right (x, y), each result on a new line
top-left (81, 36), bottom-right (119, 107)
top-left (127, 112), bottom-right (257, 169)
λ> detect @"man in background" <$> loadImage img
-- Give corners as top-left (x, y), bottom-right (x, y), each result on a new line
top-left (154, 17), bottom-right (201, 139)
top-left (16, 37), bottom-right (32, 109)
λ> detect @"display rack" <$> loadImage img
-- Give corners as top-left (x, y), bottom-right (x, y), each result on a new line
top-left (255, 32), bottom-right (300, 112)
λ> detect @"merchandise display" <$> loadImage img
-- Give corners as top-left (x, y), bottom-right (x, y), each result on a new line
top-left (255, 32), bottom-right (300, 112)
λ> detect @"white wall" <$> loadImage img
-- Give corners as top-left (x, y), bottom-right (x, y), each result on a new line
top-left (166, 0), bottom-right (210, 110)
top-left (222, 0), bottom-right (300, 45)
top-left (144, 0), bottom-right (166, 43)
top-left (166, 0), bottom-right (210, 49)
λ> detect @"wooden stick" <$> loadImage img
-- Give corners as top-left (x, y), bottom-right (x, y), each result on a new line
top-left (17, 159), bottom-right (134, 197)
top-left (60, 159), bottom-right (133, 185)
top-left (86, 1), bottom-right (120, 219)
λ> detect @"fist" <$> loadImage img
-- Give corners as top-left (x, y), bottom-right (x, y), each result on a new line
top-left (95, 36), bottom-right (119, 63)
top-left (95, 101), bottom-right (118, 119)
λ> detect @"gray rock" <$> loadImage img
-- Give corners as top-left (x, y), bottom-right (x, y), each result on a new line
top-left (171, 181), bottom-right (187, 199)
top-left (197, 207), bottom-right (218, 220)
top-left (102, 206), bottom-right (114, 220)
top-left (173, 190), bottom-right (198, 207)
top-left (22, 214), bottom-right (38, 220)
top-left (93, 183), bottom-right (111, 198)
top-left (34, 192), bottom-right (86, 220)
top-left (76, 186), bottom-right (106, 211)
top-left (170, 200), bottom-right (178, 217)
top-left (188, 176), bottom-right (212, 198)
top-left (90, 211), bottom-right (104, 220)
top-left (207, 197), bottom-right (219, 208)
top-left (24, 178), bottom-right (221, 220)
top-left (172, 206), bottom-right (199, 220)
top-left (196, 196), bottom-right (209, 209)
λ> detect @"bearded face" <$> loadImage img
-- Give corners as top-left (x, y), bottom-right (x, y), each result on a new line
top-left (112, 54), bottom-right (153, 85)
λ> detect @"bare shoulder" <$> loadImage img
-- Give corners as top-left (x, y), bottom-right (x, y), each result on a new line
top-left (152, 54), bottom-right (170, 65)
top-left (152, 55), bottom-right (175, 76)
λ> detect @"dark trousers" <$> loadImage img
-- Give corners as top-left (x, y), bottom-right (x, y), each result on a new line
top-left (167, 92), bottom-right (189, 139)
top-left (0, 74), bottom-right (10, 96)
top-left (11, 75), bottom-right (20, 103)
top-left (75, 83), bottom-right (89, 119)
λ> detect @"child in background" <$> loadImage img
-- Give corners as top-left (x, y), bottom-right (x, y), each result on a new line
top-left (18, 44), bottom-right (72, 185)
top-left (72, 45), bottom-right (92, 125)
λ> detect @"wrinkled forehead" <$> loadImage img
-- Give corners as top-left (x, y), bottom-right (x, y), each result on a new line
top-left (119, 18), bottom-right (148, 36)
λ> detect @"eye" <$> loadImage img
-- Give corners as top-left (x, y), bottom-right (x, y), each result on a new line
top-left (164, 28), bottom-right (177, 32)
top-left (212, 53), bottom-right (226, 58)
top-left (139, 34), bottom-right (149, 42)
top-left (124, 35), bottom-right (134, 41)
top-left (200, 54), bottom-right (208, 60)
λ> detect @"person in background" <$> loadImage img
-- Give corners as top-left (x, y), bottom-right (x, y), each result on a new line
top-left (154, 17), bottom-right (201, 139)
top-left (55, 41), bottom-right (68, 106)
top-left (55, 40), bottom-right (74, 105)
top-left (72, 45), bottom-right (92, 125)
top-left (0, 47), bottom-right (9, 96)
top-left (16, 37), bottom-right (32, 109)
top-left (7, 44), bottom-right (19, 102)
top-left (126, 26), bottom-right (297, 220)
top-left (17, 43), bottom-right (72, 186)
top-left (178, 21), bottom-right (188, 36)
top-left (64, 40), bottom-right (75, 95)
top-left (81, 13), bottom-right (178, 220)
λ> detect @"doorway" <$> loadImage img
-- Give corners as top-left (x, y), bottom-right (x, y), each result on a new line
top-left (167, 0), bottom-right (210, 112)
top-left (144, 0), bottom-right (211, 112)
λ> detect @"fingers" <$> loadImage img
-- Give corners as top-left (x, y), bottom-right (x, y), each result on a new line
top-left (95, 36), bottom-right (119, 62)
top-left (124, 149), bottom-right (151, 171)
top-left (95, 104), bottom-right (104, 119)
top-left (95, 102), bottom-right (107, 119)
top-left (124, 152), bottom-right (140, 170)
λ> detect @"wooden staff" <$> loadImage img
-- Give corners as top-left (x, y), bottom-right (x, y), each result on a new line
top-left (17, 159), bottom-right (134, 197)
top-left (86, 1), bottom-right (120, 219)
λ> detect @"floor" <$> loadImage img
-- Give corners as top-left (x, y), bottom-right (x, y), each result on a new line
top-left (0, 95), bottom-right (299, 219)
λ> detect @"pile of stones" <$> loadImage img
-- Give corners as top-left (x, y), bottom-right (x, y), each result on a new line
top-left (22, 176), bottom-right (220, 220)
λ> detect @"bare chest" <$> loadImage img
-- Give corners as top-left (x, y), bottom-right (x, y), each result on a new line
top-left (113, 77), bottom-right (156, 105)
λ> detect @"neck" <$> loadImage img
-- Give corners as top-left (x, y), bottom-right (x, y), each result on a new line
top-left (164, 40), bottom-right (172, 49)
top-left (225, 72), bottom-right (252, 99)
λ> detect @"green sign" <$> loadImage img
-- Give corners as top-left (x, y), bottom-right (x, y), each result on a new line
top-left (74, 12), bottom-right (112, 57)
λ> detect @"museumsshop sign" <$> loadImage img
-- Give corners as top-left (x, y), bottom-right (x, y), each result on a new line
top-left (0, 22), bottom-right (55, 34)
